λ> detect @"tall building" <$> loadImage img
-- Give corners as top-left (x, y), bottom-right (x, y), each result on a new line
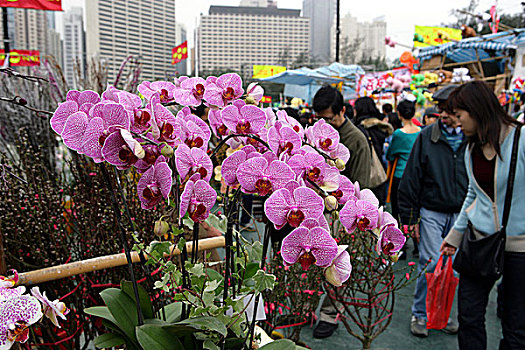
top-left (63, 7), bottom-right (85, 88)
top-left (0, 8), bottom-right (16, 50)
top-left (175, 23), bottom-right (187, 76)
top-left (198, 5), bottom-right (309, 78)
top-left (85, 0), bottom-right (176, 83)
top-left (302, 0), bottom-right (335, 65)
top-left (340, 13), bottom-right (386, 62)
top-left (239, 0), bottom-right (277, 7)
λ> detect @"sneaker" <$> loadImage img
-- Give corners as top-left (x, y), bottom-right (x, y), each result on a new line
top-left (410, 316), bottom-right (428, 337)
top-left (441, 318), bottom-right (459, 335)
top-left (313, 321), bottom-right (338, 339)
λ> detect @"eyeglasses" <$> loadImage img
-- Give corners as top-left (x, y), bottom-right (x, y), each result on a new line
top-left (314, 113), bottom-right (336, 121)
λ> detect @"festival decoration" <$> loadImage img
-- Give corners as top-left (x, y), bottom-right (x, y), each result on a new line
top-left (451, 68), bottom-right (472, 83)
top-left (413, 26), bottom-right (462, 47)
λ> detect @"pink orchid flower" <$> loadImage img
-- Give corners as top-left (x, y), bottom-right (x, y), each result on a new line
top-left (81, 102), bottom-right (131, 161)
top-left (180, 179), bottom-right (217, 223)
top-left (378, 207), bottom-right (398, 228)
top-left (267, 121), bottom-right (302, 156)
top-left (0, 286), bottom-right (26, 303)
top-left (138, 81), bottom-right (177, 103)
top-left (305, 119), bottom-right (340, 153)
top-left (0, 272), bottom-right (18, 289)
top-left (60, 111), bottom-right (89, 153)
top-left (281, 225), bottom-right (338, 270)
top-left (174, 107), bottom-right (211, 150)
top-left (329, 175), bottom-right (356, 205)
top-left (246, 82), bottom-right (264, 104)
top-left (237, 156), bottom-right (294, 196)
top-left (221, 100), bottom-right (266, 135)
top-left (137, 157), bottom-right (172, 209)
top-left (101, 85), bottom-right (121, 102)
top-left (221, 145), bottom-right (259, 186)
top-left (134, 144), bottom-right (162, 173)
top-left (287, 152), bottom-right (340, 192)
top-left (208, 109), bottom-right (229, 138)
top-left (174, 77), bottom-right (207, 107)
top-left (149, 93), bottom-right (178, 144)
top-left (328, 143), bottom-right (351, 164)
top-left (264, 182), bottom-right (324, 229)
top-left (101, 129), bottom-right (144, 169)
top-left (30, 287), bottom-right (69, 328)
top-left (175, 144), bottom-right (213, 182)
top-left (276, 110), bottom-right (305, 138)
top-left (353, 181), bottom-right (380, 208)
top-left (203, 73), bottom-right (244, 108)
top-left (0, 295), bottom-right (43, 349)
top-left (324, 245), bottom-right (352, 287)
top-left (50, 90), bottom-right (100, 135)
top-left (339, 198), bottom-right (379, 232)
top-left (375, 225), bottom-right (406, 256)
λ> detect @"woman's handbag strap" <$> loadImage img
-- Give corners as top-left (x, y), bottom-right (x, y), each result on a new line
top-left (501, 125), bottom-right (522, 231)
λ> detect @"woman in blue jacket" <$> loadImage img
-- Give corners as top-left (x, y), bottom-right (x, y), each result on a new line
top-left (441, 81), bottom-right (524, 349)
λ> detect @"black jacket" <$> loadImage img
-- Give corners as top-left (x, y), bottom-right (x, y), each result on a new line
top-left (398, 121), bottom-right (468, 225)
top-left (355, 116), bottom-right (393, 160)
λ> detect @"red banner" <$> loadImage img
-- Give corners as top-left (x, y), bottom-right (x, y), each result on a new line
top-left (172, 41), bottom-right (188, 65)
top-left (0, 50), bottom-right (40, 67)
top-left (261, 96), bottom-right (272, 103)
top-left (0, 0), bottom-right (62, 11)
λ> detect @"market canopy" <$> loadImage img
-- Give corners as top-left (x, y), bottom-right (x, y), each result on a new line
top-left (258, 67), bottom-right (344, 85)
top-left (417, 29), bottom-right (525, 63)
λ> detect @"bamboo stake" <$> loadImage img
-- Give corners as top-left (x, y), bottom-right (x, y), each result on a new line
top-left (16, 236), bottom-right (225, 286)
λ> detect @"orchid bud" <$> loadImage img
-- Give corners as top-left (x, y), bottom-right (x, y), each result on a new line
top-left (154, 220), bottom-right (170, 236)
top-left (161, 144), bottom-right (174, 158)
top-left (324, 195), bottom-right (338, 211)
top-left (332, 211), bottom-right (339, 220)
top-left (335, 158), bottom-right (346, 171)
top-left (216, 195), bottom-right (223, 202)
top-left (327, 159), bottom-right (336, 167)
top-left (324, 266), bottom-right (343, 287)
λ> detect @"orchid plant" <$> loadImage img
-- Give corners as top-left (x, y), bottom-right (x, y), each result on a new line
top-left (43, 71), bottom-right (406, 349)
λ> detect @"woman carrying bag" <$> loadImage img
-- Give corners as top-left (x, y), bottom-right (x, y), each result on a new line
top-left (440, 81), bottom-right (525, 350)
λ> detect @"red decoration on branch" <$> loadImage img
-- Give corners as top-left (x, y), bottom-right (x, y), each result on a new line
top-left (0, 0), bottom-right (62, 11)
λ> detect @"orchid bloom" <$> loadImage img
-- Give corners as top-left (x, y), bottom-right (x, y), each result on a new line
top-left (30, 287), bottom-right (69, 328)
top-left (0, 287), bottom-right (26, 303)
top-left (148, 93), bottom-right (178, 144)
top-left (138, 81), bottom-right (177, 103)
top-left (180, 179), bottom-right (217, 223)
top-left (175, 144), bottom-right (213, 182)
top-left (354, 181), bottom-right (380, 208)
top-left (245, 82), bottom-right (264, 105)
top-left (101, 129), bottom-right (144, 169)
top-left (81, 102), bottom-right (131, 162)
top-left (376, 225), bottom-right (406, 256)
top-left (237, 156), bottom-right (294, 196)
top-left (221, 100), bottom-right (266, 135)
top-left (203, 73), bottom-right (244, 108)
top-left (174, 77), bottom-right (207, 106)
top-left (50, 90), bottom-right (100, 135)
top-left (0, 295), bottom-right (43, 349)
top-left (208, 109), bottom-right (229, 137)
top-left (134, 144), bottom-right (162, 173)
top-left (0, 272), bottom-right (18, 289)
top-left (339, 198), bottom-right (379, 232)
top-left (378, 207), bottom-right (398, 228)
top-left (328, 143), bottom-right (351, 164)
top-left (264, 181), bottom-right (324, 229)
top-left (287, 152), bottom-right (340, 192)
top-left (60, 111), bottom-right (90, 153)
top-left (267, 121), bottom-right (302, 156)
top-left (329, 175), bottom-right (356, 205)
top-left (281, 225), bottom-right (338, 271)
top-left (174, 107), bottom-right (211, 150)
top-left (137, 157), bottom-right (172, 209)
top-left (324, 245), bottom-right (352, 287)
top-left (305, 119), bottom-right (340, 153)
top-left (276, 110), bottom-right (305, 138)
top-left (221, 145), bottom-right (259, 186)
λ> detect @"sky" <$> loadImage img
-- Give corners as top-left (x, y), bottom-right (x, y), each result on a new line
top-left (57, 0), bottom-right (522, 62)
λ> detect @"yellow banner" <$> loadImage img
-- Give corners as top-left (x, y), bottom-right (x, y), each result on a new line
top-left (252, 65), bottom-right (286, 79)
top-left (413, 26), bottom-right (462, 48)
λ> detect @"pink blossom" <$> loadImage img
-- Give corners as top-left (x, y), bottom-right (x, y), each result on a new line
top-left (353, 182), bottom-right (380, 208)
top-left (305, 119), bottom-right (340, 153)
top-left (267, 121), bottom-right (302, 156)
top-left (339, 199), bottom-right (379, 232)
top-left (287, 152), bottom-right (340, 192)
top-left (175, 144), bottom-right (213, 182)
top-left (378, 207), bottom-right (398, 228)
top-left (375, 225), bottom-right (406, 256)
top-left (221, 145), bottom-right (259, 186)
top-left (137, 157), bottom-right (172, 209)
top-left (281, 226), bottom-right (338, 270)
top-left (203, 73), bottom-right (244, 107)
top-left (328, 144), bottom-right (351, 164)
top-left (134, 144), bottom-right (162, 173)
top-left (102, 129), bottom-right (142, 169)
top-left (30, 287), bottom-right (69, 328)
top-left (221, 100), bottom-right (266, 135)
top-left (174, 77), bottom-right (207, 107)
top-left (208, 109), bottom-right (229, 137)
top-left (276, 110), bottom-right (305, 139)
top-left (324, 245), bottom-right (352, 287)
top-left (138, 81), bottom-right (177, 103)
top-left (237, 156), bottom-right (294, 196)
top-left (61, 111), bottom-right (89, 153)
top-left (329, 175), bottom-right (356, 205)
top-left (0, 295), bottom-right (43, 348)
top-left (50, 90), bottom-right (100, 135)
top-left (180, 179), bottom-right (217, 223)
top-left (246, 82), bottom-right (264, 104)
top-left (0, 286), bottom-right (26, 303)
top-left (149, 93), bottom-right (178, 144)
top-left (174, 107), bottom-right (211, 150)
top-left (264, 184), bottom-right (324, 229)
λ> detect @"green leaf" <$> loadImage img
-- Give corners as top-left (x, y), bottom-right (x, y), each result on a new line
top-left (169, 316), bottom-right (227, 337)
top-left (121, 281), bottom-right (154, 319)
top-left (183, 216), bottom-right (194, 230)
top-left (205, 213), bottom-right (228, 233)
top-left (136, 324), bottom-right (185, 350)
top-left (253, 270), bottom-right (276, 292)
top-left (204, 279), bottom-right (220, 293)
top-left (161, 302), bottom-right (183, 323)
top-left (100, 288), bottom-right (140, 347)
top-left (84, 306), bottom-right (117, 324)
top-left (93, 333), bottom-right (125, 348)
top-left (147, 241), bottom-right (172, 256)
top-left (224, 337), bottom-right (245, 349)
top-left (188, 263), bottom-right (205, 277)
top-left (203, 339), bottom-right (220, 350)
top-left (259, 339), bottom-right (296, 350)
top-left (177, 237), bottom-right (187, 252)
top-left (243, 262), bottom-right (259, 280)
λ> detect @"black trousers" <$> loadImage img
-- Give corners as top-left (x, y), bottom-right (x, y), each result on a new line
top-left (390, 176), bottom-right (401, 221)
top-left (458, 252), bottom-right (525, 350)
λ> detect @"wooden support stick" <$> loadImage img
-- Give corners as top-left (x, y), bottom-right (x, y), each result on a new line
top-left (17, 236), bottom-right (226, 286)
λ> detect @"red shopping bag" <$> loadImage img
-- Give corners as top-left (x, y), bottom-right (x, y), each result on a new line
top-left (426, 254), bottom-right (459, 329)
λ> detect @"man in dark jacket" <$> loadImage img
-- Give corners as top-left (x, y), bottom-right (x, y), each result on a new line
top-left (310, 86), bottom-right (371, 338)
top-left (398, 84), bottom-right (468, 337)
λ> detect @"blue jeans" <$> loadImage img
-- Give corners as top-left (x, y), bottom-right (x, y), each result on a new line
top-left (411, 207), bottom-right (458, 319)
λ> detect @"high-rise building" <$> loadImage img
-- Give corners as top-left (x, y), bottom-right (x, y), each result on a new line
top-left (198, 5), bottom-right (309, 78)
top-left (175, 23), bottom-right (187, 76)
top-left (239, 0), bottom-right (277, 7)
top-left (302, 0), bottom-right (335, 65)
top-left (0, 8), bottom-right (16, 50)
top-left (63, 7), bottom-right (85, 88)
top-left (85, 0), bottom-right (176, 83)
top-left (340, 13), bottom-right (386, 62)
